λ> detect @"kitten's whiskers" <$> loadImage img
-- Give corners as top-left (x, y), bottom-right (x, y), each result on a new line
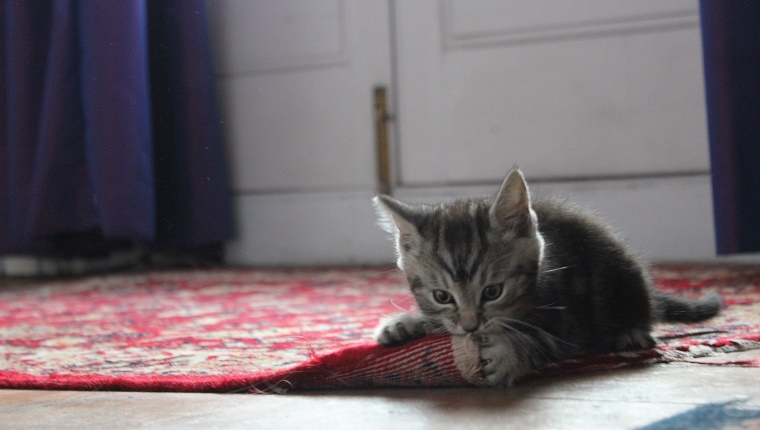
top-left (542, 265), bottom-right (573, 274)
top-left (493, 320), bottom-right (556, 363)
top-left (494, 316), bottom-right (577, 350)
top-left (532, 301), bottom-right (567, 311)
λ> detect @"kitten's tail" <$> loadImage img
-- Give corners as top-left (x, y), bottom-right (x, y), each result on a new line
top-left (652, 291), bottom-right (721, 323)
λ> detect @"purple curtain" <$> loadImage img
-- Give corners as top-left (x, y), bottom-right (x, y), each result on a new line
top-left (1, 0), bottom-right (232, 259)
top-left (700, 1), bottom-right (760, 255)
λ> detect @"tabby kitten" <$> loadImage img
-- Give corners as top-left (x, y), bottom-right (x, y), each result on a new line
top-left (373, 168), bottom-right (720, 387)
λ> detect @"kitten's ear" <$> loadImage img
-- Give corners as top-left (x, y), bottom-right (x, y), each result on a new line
top-left (373, 195), bottom-right (422, 251)
top-left (489, 169), bottom-right (535, 237)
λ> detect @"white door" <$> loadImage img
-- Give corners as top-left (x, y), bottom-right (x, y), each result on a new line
top-left (210, 0), bottom-right (716, 265)
top-left (394, 0), bottom-right (710, 185)
top-left (207, 0), bottom-right (394, 265)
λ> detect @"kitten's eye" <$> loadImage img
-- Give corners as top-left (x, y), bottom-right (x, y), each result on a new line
top-left (432, 289), bottom-right (454, 304)
top-left (482, 284), bottom-right (504, 302)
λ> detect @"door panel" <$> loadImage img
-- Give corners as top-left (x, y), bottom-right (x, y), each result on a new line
top-left (395, 0), bottom-right (710, 185)
top-left (443, 0), bottom-right (698, 47)
top-left (208, 0), bottom-right (391, 192)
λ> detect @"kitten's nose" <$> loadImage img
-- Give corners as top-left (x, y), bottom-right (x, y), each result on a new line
top-left (460, 312), bottom-right (479, 333)
top-left (462, 323), bottom-right (479, 333)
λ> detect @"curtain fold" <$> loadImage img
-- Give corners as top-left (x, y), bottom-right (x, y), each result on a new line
top-left (1, 0), bottom-right (232, 260)
top-left (148, 0), bottom-right (232, 247)
top-left (700, 1), bottom-right (760, 255)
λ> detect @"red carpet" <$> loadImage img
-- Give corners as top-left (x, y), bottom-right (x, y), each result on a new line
top-left (0, 265), bottom-right (758, 393)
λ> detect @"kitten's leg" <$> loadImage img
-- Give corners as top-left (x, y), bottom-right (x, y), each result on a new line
top-left (476, 332), bottom-right (537, 387)
top-left (375, 312), bottom-right (431, 346)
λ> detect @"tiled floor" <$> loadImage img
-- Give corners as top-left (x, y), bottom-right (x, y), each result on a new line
top-left (2, 355), bottom-right (759, 429)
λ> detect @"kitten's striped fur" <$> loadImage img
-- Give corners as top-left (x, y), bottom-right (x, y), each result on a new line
top-left (373, 168), bottom-right (720, 387)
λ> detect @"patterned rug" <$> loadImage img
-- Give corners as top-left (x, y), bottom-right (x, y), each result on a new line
top-left (0, 265), bottom-right (758, 393)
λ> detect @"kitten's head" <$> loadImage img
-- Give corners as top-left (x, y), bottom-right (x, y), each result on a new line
top-left (374, 169), bottom-right (544, 335)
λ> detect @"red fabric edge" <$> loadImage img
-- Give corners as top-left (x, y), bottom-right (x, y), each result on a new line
top-left (0, 337), bottom-right (467, 393)
top-left (3, 333), bottom-right (758, 393)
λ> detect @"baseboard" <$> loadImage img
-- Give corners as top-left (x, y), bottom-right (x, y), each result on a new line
top-left (225, 191), bottom-right (395, 266)
top-left (0, 247), bottom-right (144, 277)
top-left (226, 174), bottom-right (720, 266)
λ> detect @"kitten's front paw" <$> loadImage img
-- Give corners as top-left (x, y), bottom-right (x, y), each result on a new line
top-left (375, 312), bottom-right (428, 346)
top-left (477, 334), bottom-right (524, 387)
top-left (615, 327), bottom-right (655, 351)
